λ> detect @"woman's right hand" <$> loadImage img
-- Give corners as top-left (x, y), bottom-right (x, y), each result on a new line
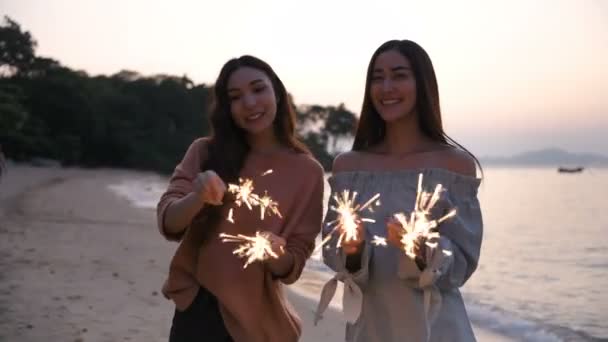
top-left (341, 223), bottom-right (365, 255)
top-left (192, 170), bottom-right (226, 206)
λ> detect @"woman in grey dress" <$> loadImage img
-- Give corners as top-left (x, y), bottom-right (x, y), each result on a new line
top-left (316, 40), bottom-right (483, 342)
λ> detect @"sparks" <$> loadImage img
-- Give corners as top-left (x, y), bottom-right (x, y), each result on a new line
top-left (261, 169), bottom-right (273, 176)
top-left (257, 191), bottom-right (282, 220)
top-left (226, 176), bottom-right (282, 221)
top-left (219, 232), bottom-right (280, 268)
top-left (371, 236), bottom-right (387, 246)
top-left (315, 191), bottom-right (381, 252)
top-left (228, 178), bottom-right (258, 209)
top-left (374, 173), bottom-right (456, 259)
top-left (227, 208), bottom-right (235, 223)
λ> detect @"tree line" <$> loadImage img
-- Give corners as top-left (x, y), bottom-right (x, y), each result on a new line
top-left (0, 16), bottom-right (357, 173)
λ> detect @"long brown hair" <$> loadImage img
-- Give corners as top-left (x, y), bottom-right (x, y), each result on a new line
top-left (194, 55), bottom-right (310, 233)
top-left (352, 40), bottom-right (481, 171)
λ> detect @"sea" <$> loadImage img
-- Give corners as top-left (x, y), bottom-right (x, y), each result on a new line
top-left (108, 167), bottom-right (608, 341)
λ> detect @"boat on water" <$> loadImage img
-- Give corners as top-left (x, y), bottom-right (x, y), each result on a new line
top-left (558, 167), bottom-right (584, 173)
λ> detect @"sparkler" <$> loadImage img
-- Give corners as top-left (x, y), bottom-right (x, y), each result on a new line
top-left (315, 191), bottom-right (381, 252)
top-left (219, 232), bottom-right (281, 268)
top-left (257, 191), bottom-right (282, 220)
top-left (228, 178), bottom-right (258, 210)
top-left (225, 170), bottom-right (281, 221)
top-left (221, 169), bottom-right (283, 267)
top-left (374, 173), bottom-right (456, 259)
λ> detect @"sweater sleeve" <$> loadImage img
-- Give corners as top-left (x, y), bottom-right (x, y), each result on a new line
top-left (397, 183), bottom-right (483, 290)
top-left (275, 158), bottom-right (325, 285)
top-left (156, 138), bottom-right (209, 242)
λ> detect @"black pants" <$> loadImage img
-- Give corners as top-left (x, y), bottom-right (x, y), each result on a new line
top-left (169, 287), bottom-right (233, 342)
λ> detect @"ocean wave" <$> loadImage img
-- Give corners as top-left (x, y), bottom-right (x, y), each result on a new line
top-left (465, 299), bottom-right (604, 342)
top-left (107, 178), bottom-right (165, 209)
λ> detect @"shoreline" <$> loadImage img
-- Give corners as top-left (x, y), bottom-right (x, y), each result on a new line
top-left (0, 165), bottom-right (512, 341)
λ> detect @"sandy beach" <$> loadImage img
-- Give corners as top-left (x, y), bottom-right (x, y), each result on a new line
top-left (0, 165), bottom-right (509, 341)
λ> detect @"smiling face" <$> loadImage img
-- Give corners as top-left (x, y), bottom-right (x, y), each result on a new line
top-left (370, 49), bottom-right (417, 123)
top-left (227, 66), bottom-right (277, 136)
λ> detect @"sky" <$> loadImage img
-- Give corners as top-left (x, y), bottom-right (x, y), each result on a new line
top-left (1, 0), bottom-right (607, 157)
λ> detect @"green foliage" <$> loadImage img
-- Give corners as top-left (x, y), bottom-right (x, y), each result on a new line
top-left (0, 16), bottom-right (37, 76)
top-left (0, 17), bottom-right (357, 173)
top-left (295, 103), bottom-right (357, 169)
top-left (0, 83), bottom-right (28, 132)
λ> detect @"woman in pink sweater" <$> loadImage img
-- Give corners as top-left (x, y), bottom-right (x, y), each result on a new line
top-left (318, 40), bottom-right (483, 342)
top-left (157, 55), bottom-right (324, 342)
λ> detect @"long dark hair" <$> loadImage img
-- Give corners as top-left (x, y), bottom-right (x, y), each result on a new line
top-left (352, 40), bottom-right (481, 172)
top-left (193, 55), bottom-right (310, 234)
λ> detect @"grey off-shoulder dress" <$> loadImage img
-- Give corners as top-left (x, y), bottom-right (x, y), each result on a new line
top-left (317, 169), bottom-right (483, 342)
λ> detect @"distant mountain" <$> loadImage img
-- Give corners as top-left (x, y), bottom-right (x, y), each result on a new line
top-left (481, 148), bottom-right (608, 167)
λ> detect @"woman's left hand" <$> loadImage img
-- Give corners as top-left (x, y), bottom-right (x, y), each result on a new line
top-left (261, 231), bottom-right (295, 278)
top-left (261, 231), bottom-right (286, 257)
top-left (387, 218), bottom-right (427, 269)
top-left (386, 217), bottom-right (405, 250)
